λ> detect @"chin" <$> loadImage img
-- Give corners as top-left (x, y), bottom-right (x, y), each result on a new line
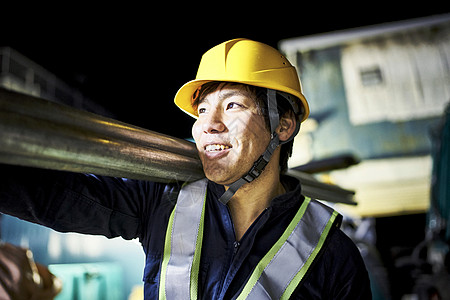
top-left (200, 152), bottom-right (254, 186)
top-left (204, 171), bottom-right (230, 186)
top-left (203, 167), bottom-right (238, 186)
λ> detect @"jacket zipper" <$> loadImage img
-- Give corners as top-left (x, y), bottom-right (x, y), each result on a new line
top-left (220, 206), bottom-right (270, 299)
top-left (228, 207), bottom-right (269, 256)
top-left (233, 241), bottom-right (241, 254)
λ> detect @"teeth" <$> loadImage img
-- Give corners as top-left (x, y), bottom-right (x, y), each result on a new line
top-left (205, 144), bottom-right (231, 152)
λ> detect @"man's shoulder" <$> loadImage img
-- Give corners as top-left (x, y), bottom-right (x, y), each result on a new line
top-left (320, 227), bottom-right (372, 298)
top-left (328, 227), bottom-right (362, 257)
top-left (321, 227), bottom-right (368, 275)
top-left (292, 227), bottom-right (372, 299)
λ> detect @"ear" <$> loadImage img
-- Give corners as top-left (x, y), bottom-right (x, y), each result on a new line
top-left (276, 111), bottom-right (297, 142)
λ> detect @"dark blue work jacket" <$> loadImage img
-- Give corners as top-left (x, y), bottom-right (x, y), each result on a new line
top-left (0, 165), bottom-right (371, 299)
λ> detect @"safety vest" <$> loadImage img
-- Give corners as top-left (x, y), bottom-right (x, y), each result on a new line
top-left (159, 179), bottom-right (340, 300)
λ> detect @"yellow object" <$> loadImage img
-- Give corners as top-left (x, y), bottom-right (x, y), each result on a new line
top-left (128, 285), bottom-right (144, 300)
top-left (174, 38), bottom-right (309, 122)
top-left (330, 156), bottom-right (432, 218)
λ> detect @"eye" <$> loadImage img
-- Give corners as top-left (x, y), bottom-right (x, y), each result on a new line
top-left (197, 103), bottom-right (208, 115)
top-left (226, 102), bottom-right (242, 110)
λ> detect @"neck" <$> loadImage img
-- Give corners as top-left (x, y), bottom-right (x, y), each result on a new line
top-left (225, 156), bottom-right (285, 241)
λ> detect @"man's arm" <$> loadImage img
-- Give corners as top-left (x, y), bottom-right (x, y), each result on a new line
top-left (0, 164), bottom-right (148, 240)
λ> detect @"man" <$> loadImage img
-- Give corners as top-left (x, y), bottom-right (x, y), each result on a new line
top-left (0, 39), bottom-right (371, 299)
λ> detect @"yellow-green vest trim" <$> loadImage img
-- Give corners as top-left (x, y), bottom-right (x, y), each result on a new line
top-left (159, 179), bottom-right (340, 299)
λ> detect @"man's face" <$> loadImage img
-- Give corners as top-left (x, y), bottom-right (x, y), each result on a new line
top-left (192, 84), bottom-right (270, 186)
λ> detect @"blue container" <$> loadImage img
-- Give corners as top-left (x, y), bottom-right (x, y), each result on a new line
top-left (49, 263), bottom-right (123, 300)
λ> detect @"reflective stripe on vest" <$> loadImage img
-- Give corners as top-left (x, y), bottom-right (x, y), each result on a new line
top-left (159, 179), bottom-right (340, 299)
top-left (159, 179), bottom-right (208, 300)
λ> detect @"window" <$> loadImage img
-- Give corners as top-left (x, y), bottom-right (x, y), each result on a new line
top-left (34, 73), bottom-right (48, 94)
top-left (360, 66), bottom-right (383, 86)
top-left (9, 59), bottom-right (27, 83)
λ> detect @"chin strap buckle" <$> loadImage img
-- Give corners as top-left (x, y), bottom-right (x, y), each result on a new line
top-left (243, 133), bottom-right (279, 183)
top-left (218, 133), bottom-right (279, 205)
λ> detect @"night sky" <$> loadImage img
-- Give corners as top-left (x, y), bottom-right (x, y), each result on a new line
top-left (1, 6), bottom-right (448, 139)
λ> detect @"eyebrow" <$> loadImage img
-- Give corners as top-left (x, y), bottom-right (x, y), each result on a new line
top-left (198, 90), bottom-right (247, 106)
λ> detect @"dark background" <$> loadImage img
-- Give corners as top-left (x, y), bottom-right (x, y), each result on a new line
top-left (1, 6), bottom-right (448, 139)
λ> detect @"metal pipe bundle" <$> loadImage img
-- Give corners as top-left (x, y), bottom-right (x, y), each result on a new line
top-left (0, 87), bottom-right (355, 204)
top-left (0, 87), bottom-right (204, 183)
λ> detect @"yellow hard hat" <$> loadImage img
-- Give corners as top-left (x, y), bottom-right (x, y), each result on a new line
top-left (174, 38), bottom-right (310, 122)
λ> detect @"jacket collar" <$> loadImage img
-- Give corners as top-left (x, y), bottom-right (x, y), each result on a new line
top-left (271, 175), bottom-right (303, 208)
top-left (207, 175), bottom-right (303, 209)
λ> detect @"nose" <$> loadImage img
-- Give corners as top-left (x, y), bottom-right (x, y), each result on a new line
top-left (202, 108), bottom-right (226, 134)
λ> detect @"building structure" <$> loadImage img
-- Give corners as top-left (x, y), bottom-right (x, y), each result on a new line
top-left (280, 14), bottom-right (450, 217)
top-left (0, 46), bottom-right (113, 117)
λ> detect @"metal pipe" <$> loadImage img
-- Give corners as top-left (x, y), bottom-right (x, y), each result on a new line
top-left (0, 87), bottom-right (355, 204)
top-left (0, 87), bottom-right (204, 183)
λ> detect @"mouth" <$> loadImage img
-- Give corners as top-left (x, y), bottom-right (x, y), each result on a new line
top-left (202, 143), bottom-right (233, 159)
top-left (204, 144), bottom-right (232, 152)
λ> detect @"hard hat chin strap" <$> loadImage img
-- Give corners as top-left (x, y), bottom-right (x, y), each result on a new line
top-left (218, 89), bottom-right (280, 205)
